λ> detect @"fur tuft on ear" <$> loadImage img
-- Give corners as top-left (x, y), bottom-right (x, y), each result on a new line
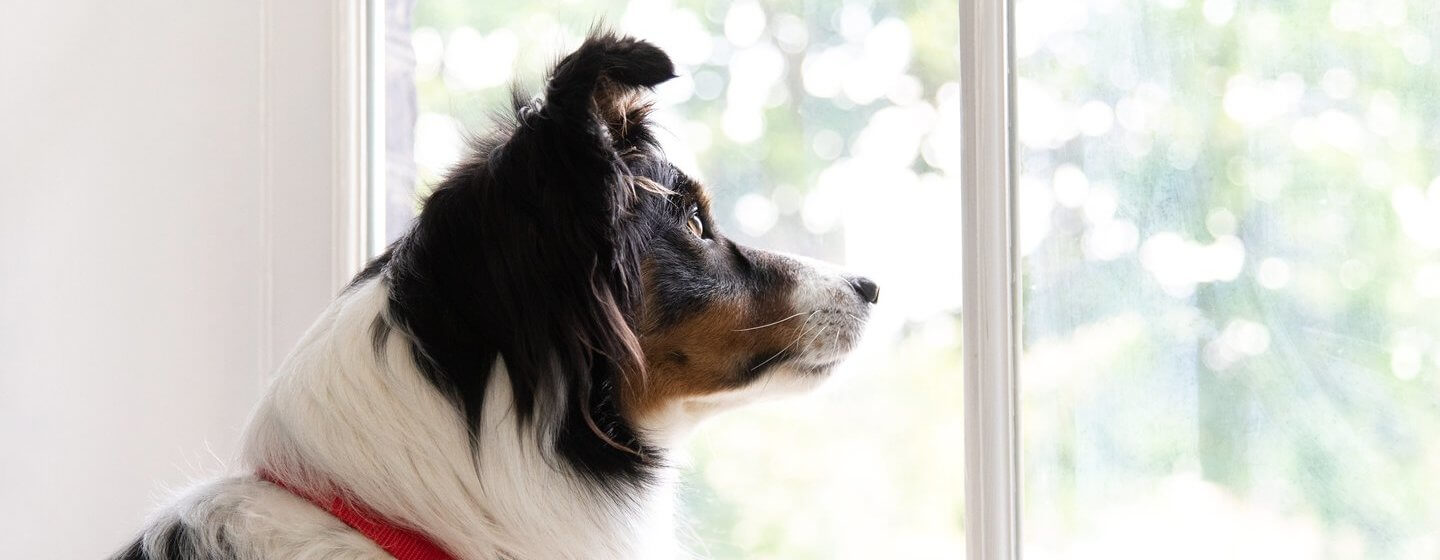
top-left (543, 31), bottom-right (676, 120)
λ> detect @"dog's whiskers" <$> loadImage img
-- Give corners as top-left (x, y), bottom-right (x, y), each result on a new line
top-left (749, 318), bottom-right (819, 372)
top-left (732, 310), bottom-right (813, 332)
top-left (801, 321), bottom-right (831, 349)
top-left (799, 324), bottom-right (832, 360)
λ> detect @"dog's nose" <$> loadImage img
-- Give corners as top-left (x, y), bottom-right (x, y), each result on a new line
top-left (848, 276), bottom-right (880, 304)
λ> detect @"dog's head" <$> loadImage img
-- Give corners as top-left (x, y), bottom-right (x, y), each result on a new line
top-left (382, 32), bottom-right (875, 481)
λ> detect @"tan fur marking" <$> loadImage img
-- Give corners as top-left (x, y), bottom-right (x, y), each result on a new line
top-left (593, 83), bottom-right (652, 143)
top-left (621, 269), bottom-right (802, 422)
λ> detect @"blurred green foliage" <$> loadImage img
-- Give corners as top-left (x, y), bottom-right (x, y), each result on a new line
top-left (1020, 0), bottom-right (1440, 557)
top-left (399, 0), bottom-right (1440, 557)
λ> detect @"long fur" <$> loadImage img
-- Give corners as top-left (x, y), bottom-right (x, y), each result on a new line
top-left (118, 279), bottom-right (676, 558)
top-left (113, 31), bottom-right (876, 560)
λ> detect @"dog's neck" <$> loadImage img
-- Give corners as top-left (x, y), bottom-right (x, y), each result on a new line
top-left (241, 279), bottom-right (680, 559)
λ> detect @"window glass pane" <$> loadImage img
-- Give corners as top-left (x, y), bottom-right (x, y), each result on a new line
top-left (383, 1), bottom-right (963, 557)
top-left (1018, 1), bottom-right (1440, 557)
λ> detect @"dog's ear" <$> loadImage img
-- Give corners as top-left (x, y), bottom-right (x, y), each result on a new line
top-left (481, 32), bottom-right (674, 467)
top-left (486, 31), bottom-right (675, 233)
top-left (383, 32), bottom-right (674, 482)
top-left (539, 31), bottom-right (675, 145)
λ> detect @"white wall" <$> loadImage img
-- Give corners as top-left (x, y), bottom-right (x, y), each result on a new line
top-left (0, 2), bottom-right (354, 557)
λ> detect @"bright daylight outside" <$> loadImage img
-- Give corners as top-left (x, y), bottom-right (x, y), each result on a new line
top-left (1018, 0), bottom-right (1440, 558)
top-left (381, 0), bottom-right (962, 558)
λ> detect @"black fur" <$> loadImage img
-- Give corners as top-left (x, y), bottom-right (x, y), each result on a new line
top-left (108, 31), bottom-right (827, 560)
top-left (111, 538), bottom-right (145, 560)
top-left (364, 30), bottom-right (797, 491)
top-left (374, 31), bottom-right (677, 488)
top-left (108, 519), bottom-right (236, 560)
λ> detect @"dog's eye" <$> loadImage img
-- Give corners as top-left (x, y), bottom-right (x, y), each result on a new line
top-left (687, 206), bottom-right (705, 239)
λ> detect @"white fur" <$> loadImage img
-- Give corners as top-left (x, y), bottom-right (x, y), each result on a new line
top-left (129, 255), bottom-right (866, 560)
top-left (140, 477), bottom-right (388, 559)
top-left (782, 252), bottom-right (859, 317)
top-left (132, 279), bottom-right (681, 559)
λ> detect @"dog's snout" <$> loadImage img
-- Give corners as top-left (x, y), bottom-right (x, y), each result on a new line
top-left (847, 276), bottom-right (880, 304)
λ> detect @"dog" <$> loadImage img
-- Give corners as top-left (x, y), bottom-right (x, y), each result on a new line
top-left (112, 32), bottom-right (878, 560)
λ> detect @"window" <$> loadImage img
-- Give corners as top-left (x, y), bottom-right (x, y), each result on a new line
top-left (1018, 0), bottom-right (1440, 557)
top-left (377, 0), bottom-right (964, 557)
top-left (370, 0), bottom-right (1437, 557)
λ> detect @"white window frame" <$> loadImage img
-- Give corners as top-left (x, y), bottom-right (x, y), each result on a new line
top-left (334, 1), bottom-right (1024, 555)
top-left (960, 0), bottom-right (1021, 557)
top-left (260, 0), bottom-right (376, 375)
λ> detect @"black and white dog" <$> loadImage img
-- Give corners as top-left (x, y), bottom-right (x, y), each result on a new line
top-left (114, 32), bottom-right (877, 560)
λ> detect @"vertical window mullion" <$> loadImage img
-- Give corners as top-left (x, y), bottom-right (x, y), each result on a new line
top-left (960, 0), bottom-right (1020, 557)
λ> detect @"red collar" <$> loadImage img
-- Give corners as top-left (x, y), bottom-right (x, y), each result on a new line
top-left (259, 471), bottom-right (456, 560)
